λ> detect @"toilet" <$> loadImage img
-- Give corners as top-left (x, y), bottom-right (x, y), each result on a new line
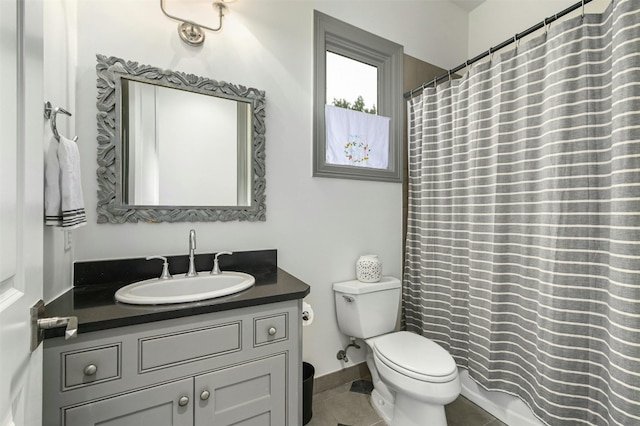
top-left (333, 276), bottom-right (460, 426)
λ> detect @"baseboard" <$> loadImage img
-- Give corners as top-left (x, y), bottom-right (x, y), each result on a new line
top-left (313, 362), bottom-right (371, 394)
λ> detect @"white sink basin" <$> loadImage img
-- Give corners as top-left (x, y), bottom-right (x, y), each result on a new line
top-left (115, 272), bottom-right (255, 305)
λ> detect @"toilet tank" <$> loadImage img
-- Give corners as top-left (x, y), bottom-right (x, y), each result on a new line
top-left (333, 276), bottom-right (401, 339)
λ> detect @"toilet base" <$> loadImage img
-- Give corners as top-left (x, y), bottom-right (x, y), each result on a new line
top-left (392, 393), bottom-right (447, 426)
top-left (370, 388), bottom-right (393, 425)
top-left (366, 344), bottom-right (395, 425)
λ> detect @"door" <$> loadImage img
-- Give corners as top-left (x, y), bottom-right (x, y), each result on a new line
top-left (63, 378), bottom-right (193, 426)
top-left (0, 0), bottom-right (45, 425)
top-left (195, 354), bottom-right (287, 426)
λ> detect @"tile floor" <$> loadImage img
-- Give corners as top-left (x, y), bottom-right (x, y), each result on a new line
top-left (306, 379), bottom-right (507, 426)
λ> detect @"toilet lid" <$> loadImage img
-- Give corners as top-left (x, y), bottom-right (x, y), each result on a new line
top-left (373, 331), bottom-right (458, 383)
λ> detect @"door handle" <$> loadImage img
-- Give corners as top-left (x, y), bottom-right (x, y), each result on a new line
top-left (30, 299), bottom-right (78, 352)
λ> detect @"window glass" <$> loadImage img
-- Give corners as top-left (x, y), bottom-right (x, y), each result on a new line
top-left (326, 52), bottom-right (378, 115)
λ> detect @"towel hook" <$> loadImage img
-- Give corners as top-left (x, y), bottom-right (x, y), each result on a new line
top-left (50, 107), bottom-right (72, 141)
top-left (44, 101), bottom-right (77, 142)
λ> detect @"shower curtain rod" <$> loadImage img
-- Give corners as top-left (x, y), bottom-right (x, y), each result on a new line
top-left (404, 0), bottom-right (594, 99)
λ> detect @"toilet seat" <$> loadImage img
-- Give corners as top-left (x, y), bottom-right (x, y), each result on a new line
top-left (373, 331), bottom-right (457, 383)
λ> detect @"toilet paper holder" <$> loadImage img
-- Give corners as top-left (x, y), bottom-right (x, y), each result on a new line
top-left (302, 301), bottom-right (314, 327)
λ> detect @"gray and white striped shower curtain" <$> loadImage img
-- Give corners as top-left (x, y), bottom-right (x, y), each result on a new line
top-left (404, 1), bottom-right (639, 425)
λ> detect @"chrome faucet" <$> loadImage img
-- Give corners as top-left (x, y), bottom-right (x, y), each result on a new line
top-left (186, 229), bottom-right (198, 277)
top-left (211, 251), bottom-right (233, 275)
top-left (146, 255), bottom-right (172, 280)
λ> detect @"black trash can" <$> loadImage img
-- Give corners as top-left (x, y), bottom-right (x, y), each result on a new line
top-left (302, 362), bottom-right (315, 425)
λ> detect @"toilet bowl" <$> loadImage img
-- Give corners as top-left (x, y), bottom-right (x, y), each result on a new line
top-left (371, 331), bottom-right (460, 426)
top-left (333, 277), bottom-right (460, 426)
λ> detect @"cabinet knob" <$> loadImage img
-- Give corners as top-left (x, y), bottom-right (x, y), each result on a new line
top-left (268, 327), bottom-right (277, 336)
top-left (200, 390), bottom-right (210, 401)
top-left (178, 396), bottom-right (189, 407)
top-left (83, 364), bottom-right (97, 376)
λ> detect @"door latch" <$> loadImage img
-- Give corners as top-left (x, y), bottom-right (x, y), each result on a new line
top-left (30, 299), bottom-right (78, 352)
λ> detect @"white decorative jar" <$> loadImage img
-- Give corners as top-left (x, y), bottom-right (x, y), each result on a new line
top-left (356, 255), bottom-right (382, 282)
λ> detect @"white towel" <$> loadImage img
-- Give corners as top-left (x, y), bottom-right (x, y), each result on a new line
top-left (325, 104), bottom-right (390, 169)
top-left (44, 132), bottom-right (62, 226)
top-left (45, 135), bottom-right (87, 229)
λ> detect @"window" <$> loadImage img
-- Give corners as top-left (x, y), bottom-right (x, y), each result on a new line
top-left (313, 11), bottom-right (403, 182)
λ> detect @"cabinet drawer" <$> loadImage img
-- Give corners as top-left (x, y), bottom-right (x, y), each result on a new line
top-left (139, 322), bottom-right (241, 372)
top-left (64, 377), bottom-right (193, 426)
top-left (254, 313), bottom-right (288, 346)
top-left (62, 344), bottom-right (121, 390)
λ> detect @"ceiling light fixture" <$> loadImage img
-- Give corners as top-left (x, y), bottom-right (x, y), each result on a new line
top-left (159, 0), bottom-right (232, 46)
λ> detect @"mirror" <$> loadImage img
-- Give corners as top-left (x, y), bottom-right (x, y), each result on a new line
top-left (122, 80), bottom-right (251, 207)
top-left (96, 54), bottom-right (266, 223)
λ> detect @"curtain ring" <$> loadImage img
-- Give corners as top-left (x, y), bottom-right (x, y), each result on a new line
top-left (448, 70), bottom-right (452, 82)
top-left (581, 0), bottom-right (585, 19)
top-left (489, 47), bottom-right (493, 61)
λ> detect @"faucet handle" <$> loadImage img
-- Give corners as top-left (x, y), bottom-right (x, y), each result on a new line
top-left (146, 256), bottom-right (172, 280)
top-left (211, 251), bottom-right (233, 275)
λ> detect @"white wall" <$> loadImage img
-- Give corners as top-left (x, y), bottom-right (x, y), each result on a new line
top-left (43, 0), bottom-right (77, 302)
top-left (468, 0), bottom-right (611, 59)
top-left (42, 0), bottom-right (468, 377)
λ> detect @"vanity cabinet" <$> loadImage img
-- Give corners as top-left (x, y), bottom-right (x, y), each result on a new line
top-left (43, 300), bottom-right (301, 426)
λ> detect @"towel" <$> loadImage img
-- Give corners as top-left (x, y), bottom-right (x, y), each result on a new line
top-left (44, 132), bottom-right (62, 226)
top-left (325, 104), bottom-right (390, 169)
top-left (44, 134), bottom-right (86, 229)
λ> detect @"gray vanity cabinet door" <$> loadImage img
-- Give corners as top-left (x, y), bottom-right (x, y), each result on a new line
top-left (63, 378), bottom-right (193, 426)
top-left (195, 354), bottom-right (286, 426)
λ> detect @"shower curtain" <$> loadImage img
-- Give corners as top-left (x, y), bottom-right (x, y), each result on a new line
top-left (404, 1), bottom-right (639, 425)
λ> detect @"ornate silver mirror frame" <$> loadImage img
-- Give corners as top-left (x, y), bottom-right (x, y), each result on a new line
top-left (96, 54), bottom-right (266, 223)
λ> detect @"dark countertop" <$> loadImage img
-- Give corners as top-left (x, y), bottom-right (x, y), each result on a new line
top-left (44, 250), bottom-right (310, 339)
